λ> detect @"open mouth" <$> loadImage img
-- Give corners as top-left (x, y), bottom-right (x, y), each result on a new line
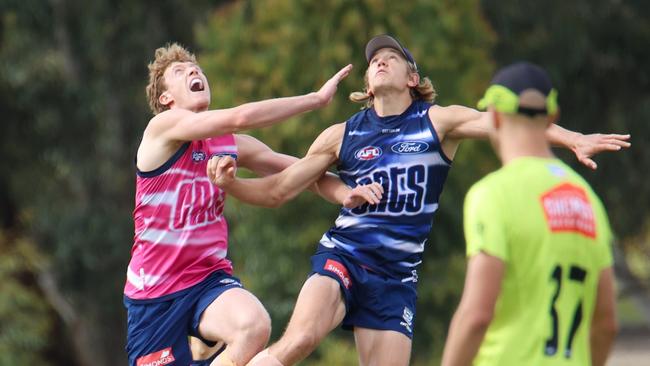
top-left (189, 78), bottom-right (205, 92)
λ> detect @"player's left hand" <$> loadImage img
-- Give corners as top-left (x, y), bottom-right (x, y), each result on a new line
top-left (342, 182), bottom-right (384, 208)
top-left (572, 133), bottom-right (631, 170)
top-left (207, 155), bottom-right (237, 187)
top-left (315, 64), bottom-right (353, 107)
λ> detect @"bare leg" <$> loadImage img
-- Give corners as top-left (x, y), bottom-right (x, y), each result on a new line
top-left (190, 336), bottom-right (225, 361)
top-left (248, 275), bottom-right (346, 366)
top-left (354, 327), bottom-right (412, 366)
top-left (197, 287), bottom-right (271, 366)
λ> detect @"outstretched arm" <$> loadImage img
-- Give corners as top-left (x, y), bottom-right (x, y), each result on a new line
top-left (234, 134), bottom-right (360, 205)
top-left (210, 125), bottom-right (383, 208)
top-left (435, 105), bottom-right (630, 169)
top-left (148, 64), bottom-right (353, 142)
top-left (546, 125), bottom-right (630, 170)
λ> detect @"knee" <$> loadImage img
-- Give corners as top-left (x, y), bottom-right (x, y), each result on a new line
top-left (285, 329), bottom-right (320, 355)
top-left (238, 309), bottom-right (271, 346)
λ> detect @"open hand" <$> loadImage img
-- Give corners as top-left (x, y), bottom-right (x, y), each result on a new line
top-left (207, 155), bottom-right (237, 187)
top-left (315, 64), bottom-right (353, 107)
top-left (573, 133), bottom-right (631, 170)
top-left (342, 182), bottom-right (384, 208)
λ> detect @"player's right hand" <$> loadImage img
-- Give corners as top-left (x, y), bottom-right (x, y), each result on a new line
top-left (315, 64), bottom-right (353, 107)
top-left (342, 182), bottom-right (384, 208)
top-left (572, 133), bottom-right (631, 170)
top-left (207, 155), bottom-right (237, 188)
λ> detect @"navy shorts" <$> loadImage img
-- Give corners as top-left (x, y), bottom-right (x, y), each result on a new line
top-left (124, 271), bottom-right (242, 366)
top-left (310, 249), bottom-right (418, 338)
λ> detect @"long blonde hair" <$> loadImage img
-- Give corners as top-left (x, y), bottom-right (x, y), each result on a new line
top-left (349, 62), bottom-right (437, 108)
top-left (145, 43), bottom-right (197, 115)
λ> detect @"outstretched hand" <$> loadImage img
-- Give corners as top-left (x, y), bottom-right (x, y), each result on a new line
top-left (342, 182), bottom-right (384, 209)
top-left (315, 64), bottom-right (353, 107)
top-left (572, 133), bottom-right (631, 170)
top-left (207, 155), bottom-right (237, 188)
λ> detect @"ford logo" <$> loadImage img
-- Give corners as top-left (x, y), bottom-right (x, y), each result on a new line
top-left (391, 141), bottom-right (429, 154)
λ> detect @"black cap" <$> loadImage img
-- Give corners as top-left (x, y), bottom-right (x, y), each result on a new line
top-left (365, 35), bottom-right (418, 71)
top-left (478, 62), bottom-right (558, 116)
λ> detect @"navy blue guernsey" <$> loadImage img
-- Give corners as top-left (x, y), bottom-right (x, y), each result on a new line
top-left (320, 100), bottom-right (452, 278)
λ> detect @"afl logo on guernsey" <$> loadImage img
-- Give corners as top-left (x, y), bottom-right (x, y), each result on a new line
top-left (355, 146), bottom-right (382, 161)
top-left (391, 141), bottom-right (429, 154)
top-left (192, 150), bottom-right (207, 162)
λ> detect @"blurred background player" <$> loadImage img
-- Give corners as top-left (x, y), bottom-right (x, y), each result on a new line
top-left (441, 62), bottom-right (618, 366)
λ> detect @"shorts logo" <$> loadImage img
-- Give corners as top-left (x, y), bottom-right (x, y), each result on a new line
top-left (391, 141), bottom-right (429, 154)
top-left (192, 150), bottom-right (207, 162)
top-left (402, 269), bottom-right (419, 283)
top-left (400, 307), bottom-right (414, 333)
top-left (324, 259), bottom-right (351, 289)
top-left (355, 146), bottom-right (382, 161)
top-left (219, 278), bottom-right (241, 286)
top-left (136, 347), bottom-right (175, 366)
top-left (541, 183), bottom-right (596, 238)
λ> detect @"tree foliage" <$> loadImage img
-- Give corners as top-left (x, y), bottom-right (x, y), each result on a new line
top-left (0, 0), bottom-right (646, 364)
top-left (1, 0), bottom-right (226, 364)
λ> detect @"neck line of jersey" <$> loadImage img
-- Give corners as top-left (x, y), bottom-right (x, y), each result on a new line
top-left (369, 100), bottom-right (417, 125)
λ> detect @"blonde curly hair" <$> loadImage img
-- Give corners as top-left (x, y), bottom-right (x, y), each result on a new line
top-left (145, 43), bottom-right (197, 115)
top-left (349, 62), bottom-right (437, 108)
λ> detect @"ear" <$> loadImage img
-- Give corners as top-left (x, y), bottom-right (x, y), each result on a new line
top-left (548, 109), bottom-right (560, 126)
top-left (159, 91), bottom-right (173, 107)
top-left (407, 72), bottom-right (420, 88)
top-left (491, 109), bottom-right (500, 129)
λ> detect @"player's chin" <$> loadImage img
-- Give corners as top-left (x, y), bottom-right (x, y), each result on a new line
top-left (190, 95), bottom-right (210, 110)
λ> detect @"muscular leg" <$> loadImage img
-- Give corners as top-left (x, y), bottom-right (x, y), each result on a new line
top-left (249, 274), bottom-right (346, 366)
top-left (190, 336), bottom-right (225, 362)
top-left (354, 327), bottom-right (412, 366)
top-left (198, 288), bottom-right (271, 366)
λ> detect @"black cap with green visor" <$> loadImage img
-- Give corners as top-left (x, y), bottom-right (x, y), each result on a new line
top-left (478, 62), bottom-right (559, 117)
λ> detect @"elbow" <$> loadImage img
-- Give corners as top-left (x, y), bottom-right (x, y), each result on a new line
top-left (264, 195), bottom-right (284, 208)
top-left (468, 312), bottom-right (493, 333)
top-left (231, 109), bottom-right (253, 132)
top-left (459, 306), bottom-right (494, 333)
top-left (599, 317), bottom-right (619, 339)
top-left (264, 190), bottom-right (291, 208)
top-left (591, 314), bottom-right (619, 343)
top-left (608, 317), bottom-right (619, 338)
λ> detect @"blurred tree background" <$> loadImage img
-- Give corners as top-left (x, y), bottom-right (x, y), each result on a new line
top-left (0, 0), bottom-right (647, 365)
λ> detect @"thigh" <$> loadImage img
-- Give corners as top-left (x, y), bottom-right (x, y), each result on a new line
top-left (197, 287), bottom-right (269, 344)
top-left (354, 327), bottom-right (412, 366)
top-left (284, 274), bottom-right (347, 337)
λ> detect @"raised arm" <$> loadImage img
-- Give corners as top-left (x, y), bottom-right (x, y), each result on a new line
top-left (149, 64), bottom-right (353, 142)
top-left (432, 105), bottom-right (630, 169)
